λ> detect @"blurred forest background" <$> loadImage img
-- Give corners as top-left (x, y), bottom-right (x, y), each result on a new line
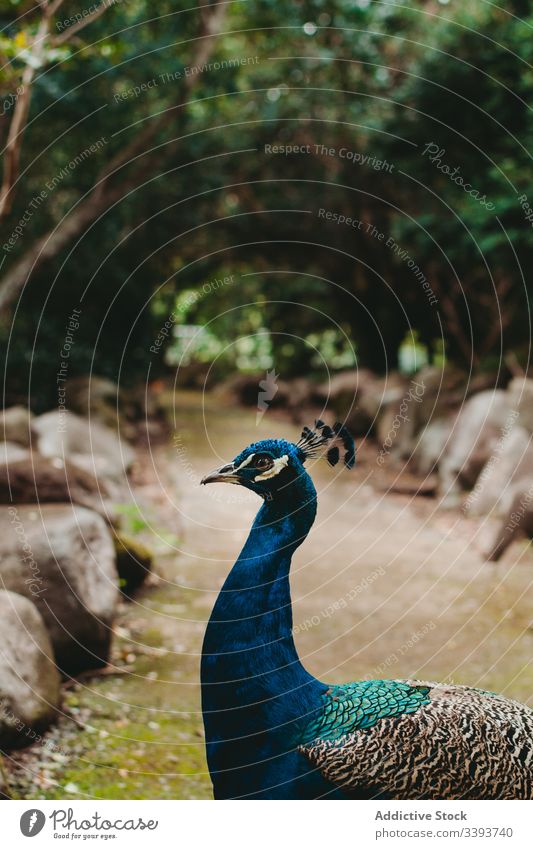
top-left (1, 0), bottom-right (532, 405)
top-left (1, 0), bottom-right (533, 801)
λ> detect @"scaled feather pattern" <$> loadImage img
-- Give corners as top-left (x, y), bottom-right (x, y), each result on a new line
top-left (299, 682), bottom-right (533, 799)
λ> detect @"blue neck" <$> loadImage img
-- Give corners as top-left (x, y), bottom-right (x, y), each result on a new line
top-left (201, 472), bottom-right (326, 795)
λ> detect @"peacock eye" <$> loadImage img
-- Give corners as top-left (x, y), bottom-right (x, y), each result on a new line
top-left (255, 455), bottom-right (272, 470)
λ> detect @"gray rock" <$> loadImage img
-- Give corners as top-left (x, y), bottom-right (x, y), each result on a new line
top-left (32, 410), bottom-right (135, 485)
top-left (66, 375), bottom-right (118, 417)
top-left (412, 416), bottom-right (456, 475)
top-left (467, 426), bottom-right (533, 517)
top-left (438, 390), bottom-right (511, 506)
top-left (412, 364), bottom-right (465, 397)
top-left (0, 442), bottom-right (30, 465)
top-left (0, 455), bottom-right (111, 517)
top-left (406, 365), bottom-right (465, 436)
top-left (0, 407), bottom-right (33, 447)
top-left (316, 369), bottom-right (410, 436)
top-left (374, 382), bottom-right (425, 462)
top-left (65, 376), bottom-right (138, 441)
top-left (0, 505), bottom-right (119, 674)
top-left (341, 370), bottom-right (381, 433)
top-left (485, 480), bottom-right (533, 561)
top-left (0, 590), bottom-right (60, 747)
top-left (213, 372), bottom-right (290, 409)
top-left (507, 377), bottom-right (533, 434)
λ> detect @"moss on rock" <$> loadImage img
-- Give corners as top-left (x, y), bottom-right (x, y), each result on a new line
top-left (114, 532), bottom-right (153, 595)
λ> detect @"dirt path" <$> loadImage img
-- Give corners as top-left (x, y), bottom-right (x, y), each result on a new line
top-left (8, 392), bottom-right (533, 799)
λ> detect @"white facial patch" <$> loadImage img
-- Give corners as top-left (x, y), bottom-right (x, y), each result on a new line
top-left (233, 454), bottom-right (255, 473)
top-left (254, 454), bottom-right (289, 481)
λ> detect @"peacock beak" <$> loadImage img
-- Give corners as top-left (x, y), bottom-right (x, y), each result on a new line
top-left (200, 464), bottom-right (240, 485)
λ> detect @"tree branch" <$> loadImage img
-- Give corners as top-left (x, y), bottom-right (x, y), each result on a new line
top-left (0, 11), bottom-right (51, 219)
top-left (52, 2), bottom-right (112, 47)
top-left (46, 0), bottom-right (67, 17)
top-left (0, 2), bottom-right (229, 314)
top-left (0, 0), bottom-right (113, 220)
top-left (430, 271), bottom-right (478, 367)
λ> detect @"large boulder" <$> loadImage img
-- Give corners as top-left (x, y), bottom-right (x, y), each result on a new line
top-left (315, 369), bottom-right (409, 436)
top-left (485, 480), bottom-right (533, 561)
top-left (507, 377), bottom-right (533, 434)
top-left (65, 376), bottom-right (138, 440)
top-left (32, 410), bottom-right (135, 487)
top-left (0, 505), bottom-right (119, 675)
top-left (0, 442), bottom-right (30, 465)
top-left (0, 406), bottom-right (32, 447)
top-left (65, 375), bottom-right (119, 419)
top-left (0, 590), bottom-right (60, 747)
top-left (438, 390), bottom-right (511, 505)
top-left (0, 456), bottom-right (110, 517)
top-left (326, 369), bottom-right (380, 434)
top-left (212, 373), bottom-right (316, 423)
top-left (374, 381), bottom-right (427, 462)
top-left (411, 416), bottom-right (456, 475)
top-left (391, 366), bottom-right (498, 462)
top-left (371, 367), bottom-right (500, 468)
top-left (213, 372), bottom-right (291, 409)
top-left (404, 365), bottom-right (465, 437)
top-left (467, 426), bottom-right (533, 517)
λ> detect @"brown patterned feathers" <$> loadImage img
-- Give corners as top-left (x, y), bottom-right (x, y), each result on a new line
top-left (298, 681), bottom-right (533, 799)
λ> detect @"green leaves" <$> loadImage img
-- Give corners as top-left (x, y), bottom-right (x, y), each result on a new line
top-left (1, 0), bottom-right (531, 392)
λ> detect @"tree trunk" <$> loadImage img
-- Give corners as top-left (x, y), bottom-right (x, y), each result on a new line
top-left (0, 1), bottom-right (229, 315)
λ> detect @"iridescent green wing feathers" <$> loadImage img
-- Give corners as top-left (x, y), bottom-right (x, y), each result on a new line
top-left (298, 681), bottom-right (533, 799)
top-left (300, 680), bottom-right (431, 744)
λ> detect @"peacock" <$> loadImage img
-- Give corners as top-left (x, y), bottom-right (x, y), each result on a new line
top-left (200, 420), bottom-right (533, 800)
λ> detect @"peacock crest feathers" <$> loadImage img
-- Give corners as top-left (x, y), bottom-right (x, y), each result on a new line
top-left (297, 419), bottom-right (356, 469)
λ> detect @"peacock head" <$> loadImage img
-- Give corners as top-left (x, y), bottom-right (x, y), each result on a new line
top-left (200, 420), bottom-right (355, 500)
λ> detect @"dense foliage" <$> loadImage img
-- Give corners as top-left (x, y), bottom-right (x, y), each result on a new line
top-left (0, 0), bottom-right (531, 406)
